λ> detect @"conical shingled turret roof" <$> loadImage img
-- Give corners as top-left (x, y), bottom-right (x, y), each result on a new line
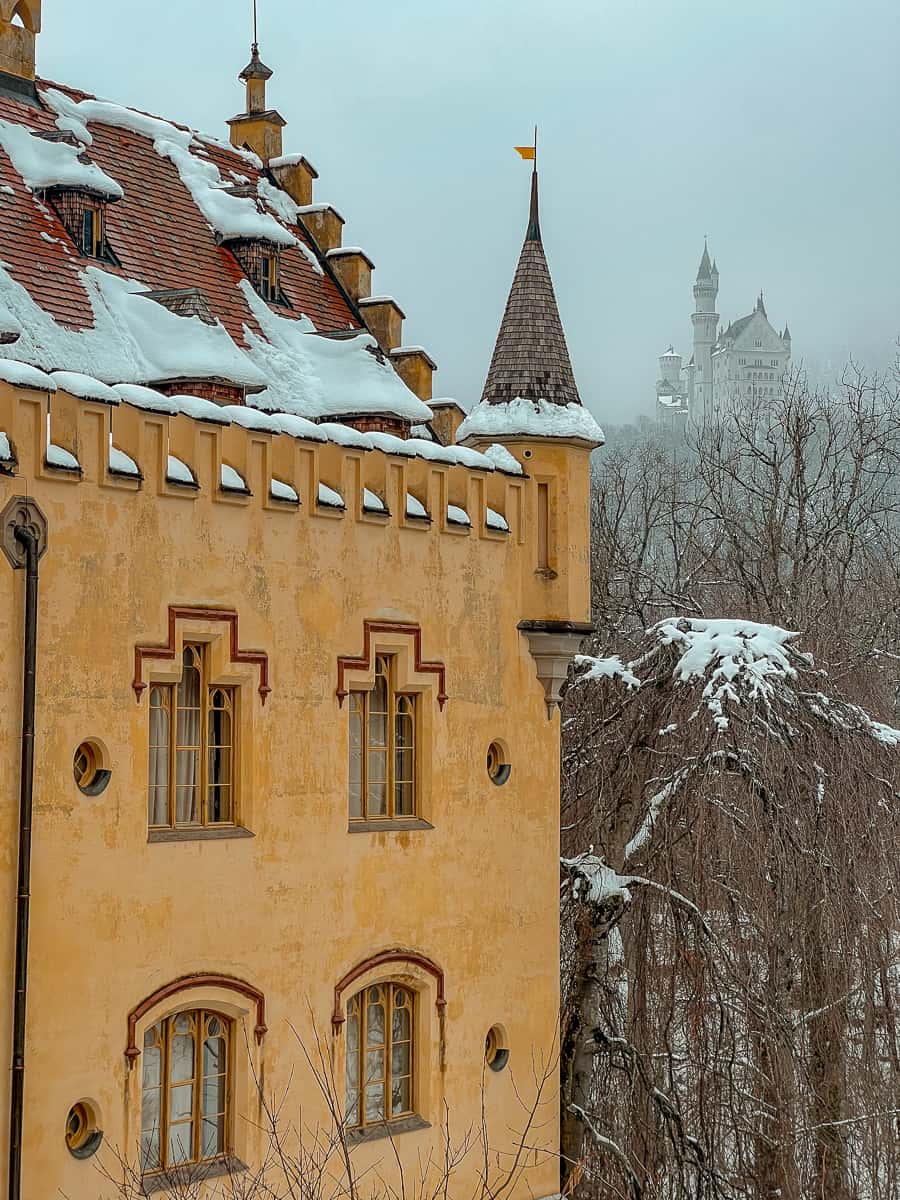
top-left (481, 171), bottom-right (581, 407)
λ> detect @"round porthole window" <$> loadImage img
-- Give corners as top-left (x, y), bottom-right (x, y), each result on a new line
top-left (486, 741), bottom-right (511, 786)
top-left (73, 741), bottom-right (111, 796)
top-left (65, 1100), bottom-right (103, 1159)
top-left (485, 1026), bottom-right (510, 1072)
top-left (522, 448), bottom-right (533, 459)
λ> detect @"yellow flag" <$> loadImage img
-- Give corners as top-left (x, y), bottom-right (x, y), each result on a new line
top-left (515, 146), bottom-right (536, 160)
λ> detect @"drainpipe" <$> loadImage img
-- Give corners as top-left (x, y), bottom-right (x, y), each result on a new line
top-left (1, 496), bottom-right (48, 1200)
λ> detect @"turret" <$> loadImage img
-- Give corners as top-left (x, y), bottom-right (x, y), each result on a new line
top-left (691, 240), bottom-right (719, 420)
top-left (457, 160), bottom-right (603, 713)
top-left (659, 345), bottom-right (682, 389)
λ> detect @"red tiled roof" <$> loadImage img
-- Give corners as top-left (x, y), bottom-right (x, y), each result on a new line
top-left (0, 77), bottom-right (358, 349)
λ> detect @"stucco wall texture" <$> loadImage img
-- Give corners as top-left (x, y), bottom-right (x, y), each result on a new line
top-left (0, 380), bottom-right (593, 1198)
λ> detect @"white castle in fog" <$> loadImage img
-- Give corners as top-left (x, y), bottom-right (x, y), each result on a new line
top-left (657, 243), bottom-right (792, 424)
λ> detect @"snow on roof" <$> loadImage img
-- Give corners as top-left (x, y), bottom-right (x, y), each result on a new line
top-left (480, 442), bottom-right (523, 475)
top-left (0, 263), bottom-right (266, 387)
top-left (0, 117), bottom-right (123, 198)
top-left (457, 397), bottom-right (605, 445)
top-left (485, 506), bottom-right (509, 532)
top-left (268, 153), bottom-right (313, 169)
top-left (0, 431), bottom-right (13, 461)
top-left (238, 281), bottom-right (431, 423)
top-left (40, 89), bottom-right (288, 247)
top-left (0, 83), bottom-right (426, 428)
top-left (0, 358), bottom-right (56, 391)
top-left (51, 371), bottom-right (119, 403)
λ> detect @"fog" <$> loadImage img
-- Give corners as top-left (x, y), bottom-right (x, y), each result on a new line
top-left (39, 0), bottom-right (900, 425)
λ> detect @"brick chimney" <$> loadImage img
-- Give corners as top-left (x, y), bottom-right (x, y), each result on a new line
top-left (0, 0), bottom-right (40, 83)
top-left (228, 43), bottom-right (286, 163)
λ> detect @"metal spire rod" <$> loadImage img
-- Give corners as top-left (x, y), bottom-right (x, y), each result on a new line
top-left (253, 0), bottom-right (259, 47)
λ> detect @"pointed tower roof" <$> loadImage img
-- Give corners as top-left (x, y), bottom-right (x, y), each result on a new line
top-left (783, 322), bottom-right (791, 340)
top-left (756, 290), bottom-right (767, 317)
top-left (481, 169), bottom-right (581, 407)
top-left (696, 240), bottom-right (713, 282)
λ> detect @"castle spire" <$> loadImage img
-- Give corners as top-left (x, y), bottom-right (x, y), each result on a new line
top-left (696, 239), bottom-right (713, 282)
top-left (481, 166), bottom-right (581, 407)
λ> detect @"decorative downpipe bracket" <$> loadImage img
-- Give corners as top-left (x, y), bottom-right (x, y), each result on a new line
top-left (518, 620), bottom-right (594, 717)
top-left (1, 496), bottom-right (48, 568)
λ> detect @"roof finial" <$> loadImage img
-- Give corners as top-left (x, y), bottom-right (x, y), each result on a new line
top-left (253, 0), bottom-right (259, 49)
top-left (514, 127), bottom-right (541, 243)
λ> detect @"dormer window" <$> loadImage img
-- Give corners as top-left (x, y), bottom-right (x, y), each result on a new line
top-left (46, 189), bottom-right (119, 264)
top-left (260, 252), bottom-right (280, 303)
top-left (225, 237), bottom-right (289, 307)
top-left (81, 205), bottom-right (108, 259)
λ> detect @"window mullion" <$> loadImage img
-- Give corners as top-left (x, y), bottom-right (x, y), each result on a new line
top-left (200, 655), bottom-right (209, 827)
top-left (193, 1010), bottom-right (202, 1163)
top-left (385, 986), bottom-right (393, 1122)
top-left (387, 666), bottom-right (396, 819)
top-left (162, 1021), bottom-right (171, 1170)
top-left (167, 684), bottom-right (176, 829)
top-left (359, 999), bottom-right (367, 1127)
top-left (362, 691), bottom-right (370, 821)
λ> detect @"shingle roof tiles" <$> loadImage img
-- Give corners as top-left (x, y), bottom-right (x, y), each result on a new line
top-left (482, 229), bottom-right (580, 408)
top-left (481, 201), bottom-right (581, 408)
top-left (0, 77), bottom-right (357, 349)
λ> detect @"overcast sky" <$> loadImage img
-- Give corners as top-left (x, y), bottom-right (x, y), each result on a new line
top-left (38, 0), bottom-right (900, 425)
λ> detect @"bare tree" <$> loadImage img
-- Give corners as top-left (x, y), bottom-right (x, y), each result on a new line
top-left (561, 370), bottom-right (900, 1200)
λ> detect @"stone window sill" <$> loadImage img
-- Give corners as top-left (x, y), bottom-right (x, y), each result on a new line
top-left (346, 1115), bottom-right (430, 1145)
top-left (142, 1155), bottom-right (247, 1194)
top-left (348, 818), bottom-right (434, 834)
top-left (148, 826), bottom-right (255, 844)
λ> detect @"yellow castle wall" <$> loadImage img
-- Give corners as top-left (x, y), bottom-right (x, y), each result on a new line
top-left (0, 378), bottom-right (592, 1197)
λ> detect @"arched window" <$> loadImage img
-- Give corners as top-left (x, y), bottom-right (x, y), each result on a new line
top-left (141, 1009), bottom-right (230, 1174)
top-left (147, 643), bottom-right (236, 829)
top-left (345, 984), bottom-right (414, 1129)
top-left (349, 655), bottom-right (417, 821)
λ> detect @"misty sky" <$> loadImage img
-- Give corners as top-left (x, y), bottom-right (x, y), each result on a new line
top-left (37, 0), bottom-right (900, 425)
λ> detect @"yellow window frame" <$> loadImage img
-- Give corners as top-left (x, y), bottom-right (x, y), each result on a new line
top-left (348, 654), bottom-right (417, 821)
top-left (140, 1009), bottom-right (231, 1175)
top-left (147, 642), bottom-right (238, 830)
top-left (345, 984), bottom-right (415, 1130)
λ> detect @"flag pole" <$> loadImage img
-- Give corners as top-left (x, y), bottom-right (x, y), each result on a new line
top-left (534, 123), bottom-right (538, 175)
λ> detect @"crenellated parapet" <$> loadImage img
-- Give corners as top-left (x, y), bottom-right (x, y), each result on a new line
top-left (0, 375), bottom-right (526, 549)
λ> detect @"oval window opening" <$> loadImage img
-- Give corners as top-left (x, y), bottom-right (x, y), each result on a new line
top-left (66, 1100), bottom-right (103, 1159)
top-left (485, 1026), bottom-right (509, 1072)
top-left (486, 741), bottom-right (511, 786)
top-left (73, 741), bottom-right (112, 796)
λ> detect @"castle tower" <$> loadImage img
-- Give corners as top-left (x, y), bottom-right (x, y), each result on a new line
top-left (691, 241), bottom-right (719, 419)
top-left (458, 161), bottom-right (603, 712)
top-left (0, 1), bottom-right (41, 84)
